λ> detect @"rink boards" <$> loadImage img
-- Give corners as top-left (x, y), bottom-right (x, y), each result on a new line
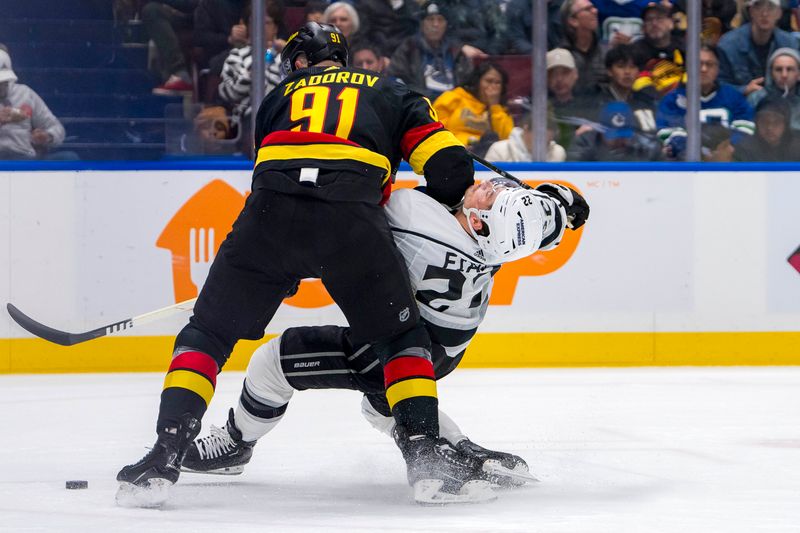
top-left (1, 165), bottom-right (799, 373)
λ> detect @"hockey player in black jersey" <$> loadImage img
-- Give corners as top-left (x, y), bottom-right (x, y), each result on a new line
top-left (181, 177), bottom-right (590, 503)
top-left (116, 22), bottom-right (481, 507)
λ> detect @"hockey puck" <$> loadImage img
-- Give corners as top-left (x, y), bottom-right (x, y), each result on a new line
top-left (65, 480), bottom-right (88, 490)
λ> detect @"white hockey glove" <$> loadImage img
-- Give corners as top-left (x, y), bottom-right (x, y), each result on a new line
top-left (535, 183), bottom-right (590, 230)
top-left (454, 438), bottom-right (538, 486)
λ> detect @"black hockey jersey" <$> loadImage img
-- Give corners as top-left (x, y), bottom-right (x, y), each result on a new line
top-left (252, 65), bottom-right (473, 207)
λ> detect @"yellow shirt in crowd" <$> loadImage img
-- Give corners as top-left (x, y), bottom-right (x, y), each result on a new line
top-left (432, 87), bottom-right (514, 147)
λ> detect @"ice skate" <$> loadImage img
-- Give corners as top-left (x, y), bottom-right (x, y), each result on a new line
top-left (455, 439), bottom-right (539, 486)
top-left (115, 414), bottom-right (200, 508)
top-left (394, 425), bottom-right (497, 504)
top-left (182, 408), bottom-right (255, 475)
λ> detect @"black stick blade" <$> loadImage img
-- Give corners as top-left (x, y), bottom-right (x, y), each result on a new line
top-left (6, 303), bottom-right (108, 346)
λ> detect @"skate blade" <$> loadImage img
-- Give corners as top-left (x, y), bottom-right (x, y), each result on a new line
top-left (483, 460), bottom-right (540, 485)
top-left (413, 479), bottom-right (497, 505)
top-left (181, 465), bottom-right (244, 476)
top-left (115, 478), bottom-right (172, 508)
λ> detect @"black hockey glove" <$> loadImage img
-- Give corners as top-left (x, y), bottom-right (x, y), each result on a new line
top-left (454, 438), bottom-right (531, 487)
top-left (535, 183), bottom-right (590, 230)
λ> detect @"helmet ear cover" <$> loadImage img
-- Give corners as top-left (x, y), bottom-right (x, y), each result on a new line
top-left (281, 22), bottom-right (349, 76)
top-left (463, 181), bottom-right (545, 264)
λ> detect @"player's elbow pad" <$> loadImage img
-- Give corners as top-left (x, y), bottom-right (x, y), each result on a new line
top-left (422, 147), bottom-right (475, 209)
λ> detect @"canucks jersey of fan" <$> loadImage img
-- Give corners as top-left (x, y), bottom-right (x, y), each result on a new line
top-left (386, 188), bottom-right (499, 379)
top-left (656, 82), bottom-right (755, 140)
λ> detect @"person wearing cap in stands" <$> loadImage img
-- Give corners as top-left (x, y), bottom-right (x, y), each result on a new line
top-left (547, 47), bottom-right (592, 150)
top-left (387, 1), bottom-right (472, 99)
top-left (631, 1), bottom-right (686, 96)
top-left (717, 0), bottom-right (799, 96)
top-left (0, 48), bottom-right (76, 160)
top-left (567, 101), bottom-right (662, 161)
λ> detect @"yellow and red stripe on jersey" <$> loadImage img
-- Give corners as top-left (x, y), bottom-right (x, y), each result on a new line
top-left (383, 355), bottom-right (437, 409)
top-left (162, 351), bottom-right (218, 407)
top-left (256, 130), bottom-right (392, 186)
top-left (400, 122), bottom-right (463, 174)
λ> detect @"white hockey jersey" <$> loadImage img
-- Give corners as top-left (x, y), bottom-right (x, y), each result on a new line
top-left (385, 189), bottom-right (499, 377)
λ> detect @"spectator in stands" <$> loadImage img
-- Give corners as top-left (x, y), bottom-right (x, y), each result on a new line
top-left (592, 0), bottom-right (652, 44)
top-left (218, 0), bottom-right (287, 123)
top-left (0, 50), bottom-right (76, 161)
top-left (717, 0), bottom-right (799, 96)
top-left (591, 44), bottom-right (657, 133)
top-left (547, 48), bottom-right (590, 149)
top-left (484, 111), bottom-right (567, 162)
top-left (356, 0), bottom-right (420, 59)
top-left (701, 122), bottom-right (735, 162)
top-left (387, 2), bottom-right (472, 99)
top-left (194, 0), bottom-right (250, 77)
top-left (434, 0), bottom-right (499, 58)
top-left (432, 62), bottom-right (514, 155)
top-left (735, 95), bottom-right (800, 160)
top-left (739, 0), bottom-right (800, 33)
top-left (631, 1), bottom-right (685, 97)
top-left (567, 101), bottom-right (662, 161)
top-left (657, 44), bottom-right (754, 160)
top-left (323, 2), bottom-right (360, 42)
top-left (303, 1), bottom-right (326, 23)
top-left (350, 41), bottom-right (388, 74)
top-left (506, 0), bottom-right (568, 54)
top-left (559, 0), bottom-right (608, 89)
top-left (748, 47), bottom-right (800, 132)
top-left (144, 0), bottom-right (200, 95)
top-left (672, 0), bottom-right (738, 37)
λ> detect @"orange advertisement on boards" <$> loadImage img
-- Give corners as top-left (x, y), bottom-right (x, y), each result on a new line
top-left (156, 178), bottom-right (585, 307)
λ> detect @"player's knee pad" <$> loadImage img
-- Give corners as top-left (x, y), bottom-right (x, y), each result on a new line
top-left (175, 323), bottom-right (230, 369)
top-left (371, 322), bottom-right (432, 362)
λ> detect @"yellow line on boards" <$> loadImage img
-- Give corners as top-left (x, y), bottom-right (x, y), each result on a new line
top-left (1, 332), bottom-right (799, 374)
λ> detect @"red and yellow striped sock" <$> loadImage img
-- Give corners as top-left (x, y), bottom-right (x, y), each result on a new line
top-left (384, 356), bottom-right (438, 436)
top-left (156, 350), bottom-right (218, 432)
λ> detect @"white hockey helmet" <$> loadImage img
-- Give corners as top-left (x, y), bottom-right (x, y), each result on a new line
top-left (463, 178), bottom-right (545, 264)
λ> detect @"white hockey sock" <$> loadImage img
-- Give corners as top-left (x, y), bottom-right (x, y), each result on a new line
top-left (234, 337), bottom-right (295, 442)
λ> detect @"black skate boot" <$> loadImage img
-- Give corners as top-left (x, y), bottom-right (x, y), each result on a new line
top-left (455, 438), bottom-right (539, 486)
top-left (393, 425), bottom-right (496, 504)
top-left (182, 408), bottom-right (255, 475)
top-left (115, 413), bottom-right (201, 508)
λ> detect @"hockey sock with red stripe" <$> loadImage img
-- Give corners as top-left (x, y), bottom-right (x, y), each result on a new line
top-left (156, 350), bottom-right (218, 432)
top-left (384, 355), bottom-right (439, 437)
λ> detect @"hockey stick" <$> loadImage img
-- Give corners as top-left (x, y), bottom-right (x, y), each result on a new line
top-left (6, 298), bottom-right (197, 346)
top-left (469, 152), bottom-right (532, 190)
top-left (470, 152), bottom-right (588, 229)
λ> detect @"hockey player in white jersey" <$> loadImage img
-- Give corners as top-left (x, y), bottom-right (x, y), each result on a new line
top-left (180, 177), bottom-right (589, 503)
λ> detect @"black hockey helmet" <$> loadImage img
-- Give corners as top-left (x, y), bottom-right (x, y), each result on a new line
top-left (280, 22), bottom-right (349, 76)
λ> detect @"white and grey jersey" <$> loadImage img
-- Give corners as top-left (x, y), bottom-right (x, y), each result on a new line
top-left (385, 189), bottom-right (499, 371)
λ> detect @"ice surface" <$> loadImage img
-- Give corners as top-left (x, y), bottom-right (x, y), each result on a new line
top-left (1, 367), bottom-right (799, 532)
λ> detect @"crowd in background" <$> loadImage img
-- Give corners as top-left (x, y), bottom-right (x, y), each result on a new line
top-left (4, 0), bottom-right (800, 161)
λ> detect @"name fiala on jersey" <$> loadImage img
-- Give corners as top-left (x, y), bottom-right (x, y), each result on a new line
top-left (444, 251), bottom-right (492, 275)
